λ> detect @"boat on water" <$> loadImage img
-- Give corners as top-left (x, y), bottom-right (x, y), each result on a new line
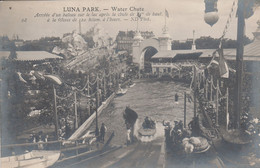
top-left (0, 150), bottom-right (60, 168)
top-left (129, 83), bottom-right (136, 88)
top-left (164, 119), bottom-right (211, 154)
top-left (116, 88), bottom-right (127, 96)
top-left (138, 117), bottom-right (156, 137)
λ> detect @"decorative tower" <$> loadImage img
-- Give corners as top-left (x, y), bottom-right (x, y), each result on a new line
top-left (132, 31), bottom-right (143, 64)
top-left (158, 27), bottom-right (172, 51)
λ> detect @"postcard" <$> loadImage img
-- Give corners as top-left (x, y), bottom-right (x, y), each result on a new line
top-left (0, 0), bottom-right (260, 167)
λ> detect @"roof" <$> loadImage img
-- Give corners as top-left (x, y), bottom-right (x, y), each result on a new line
top-left (0, 51), bottom-right (10, 59)
top-left (0, 51), bottom-right (63, 61)
top-left (151, 50), bottom-right (202, 59)
top-left (225, 39), bottom-right (260, 61)
top-left (197, 49), bottom-right (237, 58)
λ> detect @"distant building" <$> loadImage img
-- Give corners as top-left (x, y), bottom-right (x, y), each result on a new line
top-left (151, 50), bottom-right (202, 77)
top-left (116, 30), bottom-right (154, 53)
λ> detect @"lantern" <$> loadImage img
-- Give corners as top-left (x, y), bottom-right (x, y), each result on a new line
top-left (204, 0), bottom-right (219, 27)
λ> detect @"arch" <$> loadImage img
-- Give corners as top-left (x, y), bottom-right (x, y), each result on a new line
top-left (139, 46), bottom-right (158, 72)
top-left (134, 38), bottom-right (160, 69)
top-left (139, 38), bottom-right (160, 53)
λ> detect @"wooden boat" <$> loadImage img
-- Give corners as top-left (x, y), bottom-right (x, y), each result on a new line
top-left (129, 83), bottom-right (136, 88)
top-left (116, 88), bottom-right (127, 96)
top-left (0, 150), bottom-right (60, 168)
top-left (138, 117), bottom-right (156, 137)
top-left (192, 136), bottom-right (211, 153)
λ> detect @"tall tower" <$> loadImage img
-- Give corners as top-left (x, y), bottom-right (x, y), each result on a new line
top-left (158, 27), bottom-right (172, 51)
top-left (192, 30), bottom-right (196, 50)
top-left (132, 31), bottom-right (143, 64)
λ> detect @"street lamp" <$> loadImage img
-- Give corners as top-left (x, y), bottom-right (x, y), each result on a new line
top-left (44, 74), bottom-right (62, 140)
top-left (95, 78), bottom-right (100, 137)
top-left (204, 0), bottom-right (219, 27)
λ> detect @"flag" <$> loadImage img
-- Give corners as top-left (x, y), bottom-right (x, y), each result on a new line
top-left (244, 0), bottom-right (255, 19)
top-left (206, 50), bottom-right (218, 69)
top-left (236, 0), bottom-right (256, 19)
top-left (218, 48), bottom-right (229, 78)
top-left (165, 9), bottom-right (169, 18)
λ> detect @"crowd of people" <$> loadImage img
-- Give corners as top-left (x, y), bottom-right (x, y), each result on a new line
top-left (28, 131), bottom-right (49, 150)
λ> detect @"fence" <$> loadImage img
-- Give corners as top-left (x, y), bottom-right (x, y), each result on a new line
top-left (192, 66), bottom-right (230, 130)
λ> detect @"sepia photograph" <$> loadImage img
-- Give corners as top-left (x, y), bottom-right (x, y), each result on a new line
top-left (0, 0), bottom-right (260, 167)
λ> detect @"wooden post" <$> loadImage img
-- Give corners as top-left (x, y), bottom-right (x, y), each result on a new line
top-left (74, 91), bottom-right (78, 129)
top-left (95, 77), bottom-right (99, 136)
top-left (205, 81), bottom-right (208, 100)
top-left (184, 92), bottom-right (187, 128)
top-left (103, 72), bottom-right (106, 99)
top-left (87, 75), bottom-right (90, 116)
top-left (210, 75), bottom-right (213, 101)
top-left (75, 140), bottom-right (79, 155)
top-left (193, 65), bottom-right (197, 118)
top-left (53, 85), bottom-right (59, 139)
top-left (234, 0), bottom-right (245, 129)
top-left (226, 87), bottom-right (229, 131)
top-left (215, 80), bottom-right (219, 127)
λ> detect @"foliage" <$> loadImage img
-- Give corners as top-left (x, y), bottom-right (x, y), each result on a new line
top-left (172, 36), bottom-right (252, 50)
top-left (19, 37), bottom-right (61, 52)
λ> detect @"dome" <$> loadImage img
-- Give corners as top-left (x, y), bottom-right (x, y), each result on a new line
top-left (160, 27), bottom-right (171, 39)
top-left (161, 31), bottom-right (171, 38)
top-left (204, 11), bottom-right (219, 27)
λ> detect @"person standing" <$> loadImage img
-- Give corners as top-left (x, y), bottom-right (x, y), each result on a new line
top-left (126, 129), bottom-right (131, 146)
top-left (175, 93), bottom-right (179, 104)
top-left (100, 123), bottom-right (107, 143)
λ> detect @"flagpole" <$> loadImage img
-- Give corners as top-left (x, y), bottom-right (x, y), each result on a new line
top-left (164, 9), bottom-right (167, 31)
top-left (53, 85), bottom-right (59, 139)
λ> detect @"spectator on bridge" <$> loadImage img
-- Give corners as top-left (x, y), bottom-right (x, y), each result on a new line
top-left (100, 123), bottom-right (107, 143)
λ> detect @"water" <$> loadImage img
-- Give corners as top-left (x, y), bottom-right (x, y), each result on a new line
top-left (89, 79), bottom-right (194, 145)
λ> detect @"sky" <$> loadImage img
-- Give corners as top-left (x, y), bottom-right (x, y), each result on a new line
top-left (0, 0), bottom-right (259, 41)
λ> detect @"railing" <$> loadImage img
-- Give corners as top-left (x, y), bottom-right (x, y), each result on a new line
top-left (1, 131), bottom-right (116, 164)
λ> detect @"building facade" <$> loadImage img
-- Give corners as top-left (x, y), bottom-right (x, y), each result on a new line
top-left (116, 30), bottom-right (154, 53)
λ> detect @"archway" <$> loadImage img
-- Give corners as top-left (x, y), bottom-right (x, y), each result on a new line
top-left (136, 38), bottom-right (160, 72)
top-left (140, 47), bottom-right (158, 73)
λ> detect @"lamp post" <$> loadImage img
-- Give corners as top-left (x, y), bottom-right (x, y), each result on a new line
top-left (53, 85), bottom-right (59, 139)
top-left (95, 77), bottom-right (99, 137)
top-left (45, 74), bottom-right (62, 140)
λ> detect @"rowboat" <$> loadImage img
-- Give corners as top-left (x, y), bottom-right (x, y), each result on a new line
top-left (116, 88), bottom-right (127, 96)
top-left (138, 117), bottom-right (156, 137)
top-left (129, 83), bottom-right (136, 88)
top-left (0, 150), bottom-right (60, 168)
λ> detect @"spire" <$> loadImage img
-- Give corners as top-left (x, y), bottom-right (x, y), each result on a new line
top-left (192, 30), bottom-right (196, 50)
